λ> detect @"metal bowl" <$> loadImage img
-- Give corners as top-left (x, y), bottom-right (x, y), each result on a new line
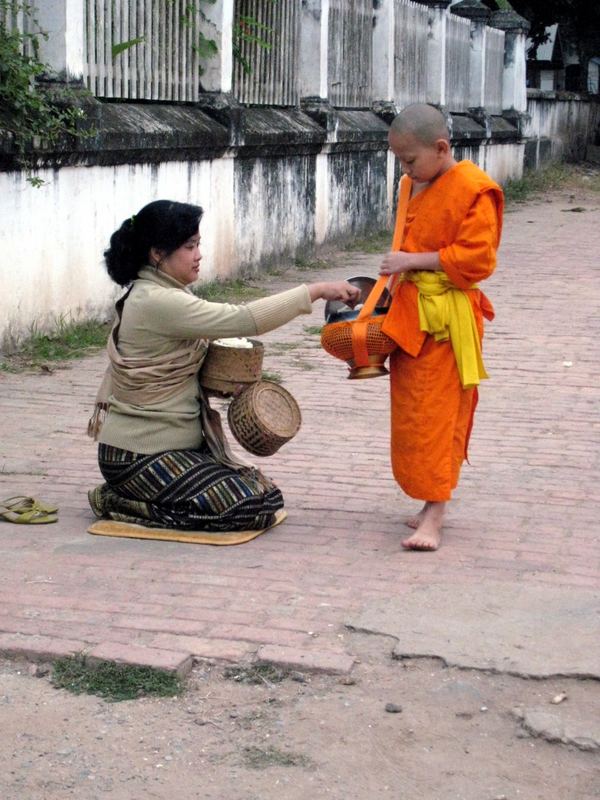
top-left (324, 275), bottom-right (391, 323)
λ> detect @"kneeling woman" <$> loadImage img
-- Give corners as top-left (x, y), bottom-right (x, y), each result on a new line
top-left (88, 200), bottom-right (358, 533)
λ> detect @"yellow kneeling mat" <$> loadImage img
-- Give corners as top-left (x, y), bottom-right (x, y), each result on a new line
top-left (87, 509), bottom-right (287, 546)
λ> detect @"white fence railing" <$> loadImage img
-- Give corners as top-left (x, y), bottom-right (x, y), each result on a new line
top-left (328, 0), bottom-right (373, 108)
top-left (394, 0), bottom-right (429, 110)
top-left (3, 0), bottom-right (513, 115)
top-left (484, 26), bottom-right (505, 114)
top-left (1, 2), bottom-right (26, 33)
top-left (233, 0), bottom-right (299, 106)
top-left (445, 13), bottom-right (471, 112)
top-left (1, 1), bottom-right (38, 58)
top-left (83, 0), bottom-right (203, 101)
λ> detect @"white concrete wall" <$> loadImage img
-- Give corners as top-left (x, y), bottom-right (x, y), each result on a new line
top-left (540, 71), bottom-right (555, 92)
top-left (482, 142), bottom-right (526, 183)
top-left (0, 158), bottom-right (234, 349)
top-left (233, 156), bottom-right (315, 270)
top-left (0, 118), bottom-right (573, 350)
top-left (452, 142), bottom-right (525, 183)
top-left (525, 93), bottom-right (599, 163)
top-left (314, 153), bottom-right (331, 246)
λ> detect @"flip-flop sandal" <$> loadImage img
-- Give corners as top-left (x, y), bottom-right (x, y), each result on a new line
top-left (1, 496), bottom-right (58, 515)
top-left (0, 496), bottom-right (59, 524)
top-left (0, 506), bottom-right (58, 524)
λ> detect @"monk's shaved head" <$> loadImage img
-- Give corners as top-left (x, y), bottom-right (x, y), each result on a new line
top-left (390, 104), bottom-right (450, 145)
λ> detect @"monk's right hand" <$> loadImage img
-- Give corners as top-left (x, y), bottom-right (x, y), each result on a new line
top-left (308, 281), bottom-right (361, 307)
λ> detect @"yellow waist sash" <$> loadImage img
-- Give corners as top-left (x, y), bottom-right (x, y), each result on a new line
top-left (402, 271), bottom-right (488, 389)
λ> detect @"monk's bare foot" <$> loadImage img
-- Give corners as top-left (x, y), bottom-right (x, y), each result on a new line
top-left (401, 501), bottom-right (446, 551)
top-left (405, 502), bottom-right (430, 529)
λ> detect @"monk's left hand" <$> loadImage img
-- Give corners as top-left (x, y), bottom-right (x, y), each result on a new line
top-left (379, 251), bottom-right (414, 275)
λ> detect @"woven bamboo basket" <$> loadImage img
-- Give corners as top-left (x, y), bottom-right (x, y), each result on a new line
top-left (321, 311), bottom-right (396, 379)
top-left (199, 339), bottom-right (264, 396)
top-left (227, 380), bottom-right (302, 457)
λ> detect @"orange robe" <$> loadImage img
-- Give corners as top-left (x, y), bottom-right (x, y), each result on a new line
top-left (381, 161), bottom-right (504, 502)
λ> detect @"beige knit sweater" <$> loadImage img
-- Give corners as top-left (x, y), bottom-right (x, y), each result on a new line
top-left (97, 267), bottom-right (313, 454)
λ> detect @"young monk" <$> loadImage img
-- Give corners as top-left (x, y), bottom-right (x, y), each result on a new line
top-left (379, 103), bottom-right (504, 551)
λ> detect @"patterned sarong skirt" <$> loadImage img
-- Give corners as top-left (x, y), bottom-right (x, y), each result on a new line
top-left (90, 444), bottom-right (283, 531)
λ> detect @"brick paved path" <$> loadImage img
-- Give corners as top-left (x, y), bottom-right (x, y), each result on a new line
top-left (0, 190), bottom-right (598, 674)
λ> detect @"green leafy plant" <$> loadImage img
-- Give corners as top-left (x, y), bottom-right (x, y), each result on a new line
top-left (233, 10), bottom-right (275, 75)
top-left (183, 0), bottom-right (220, 62)
top-left (111, 1), bottom-right (218, 68)
top-left (0, 1), bottom-right (89, 183)
top-left (111, 36), bottom-right (145, 58)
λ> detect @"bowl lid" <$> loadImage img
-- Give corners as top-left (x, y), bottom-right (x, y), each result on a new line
top-left (324, 275), bottom-right (391, 322)
top-left (326, 306), bottom-right (388, 324)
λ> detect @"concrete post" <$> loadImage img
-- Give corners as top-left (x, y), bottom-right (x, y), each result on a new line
top-left (420, 0), bottom-right (452, 107)
top-left (35, 0), bottom-right (86, 82)
top-left (198, 0), bottom-right (234, 94)
top-left (299, 0), bottom-right (329, 99)
top-left (372, 0), bottom-right (395, 102)
top-left (490, 9), bottom-right (530, 113)
top-left (451, 0), bottom-right (491, 109)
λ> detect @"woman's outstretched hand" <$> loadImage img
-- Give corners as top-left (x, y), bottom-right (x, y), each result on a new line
top-left (308, 281), bottom-right (361, 306)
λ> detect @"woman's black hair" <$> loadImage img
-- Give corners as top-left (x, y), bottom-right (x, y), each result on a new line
top-left (104, 200), bottom-right (203, 286)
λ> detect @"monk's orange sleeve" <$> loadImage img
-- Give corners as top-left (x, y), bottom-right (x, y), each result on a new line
top-left (439, 192), bottom-right (501, 289)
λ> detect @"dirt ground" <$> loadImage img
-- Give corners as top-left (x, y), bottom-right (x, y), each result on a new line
top-left (1, 632), bottom-right (598, 800)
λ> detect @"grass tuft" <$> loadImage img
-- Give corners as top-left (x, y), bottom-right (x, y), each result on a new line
top-left (51, 656), bottom-right (182, 702)
top-left (0, 317), bottom-right (111, 372)
top-left (269, 342), bottom-right (302, 352)
top-left (261, 370), bottom-right (283, 384)
top-left (293, 256), bottom-right (333, 271)
top-left (343, 230), bottom-right (391, 254)
top-left (295, 359), bottom-right (316, 371)
top-left (303, 325), bottom-right (323, 336)
top-left (193, 278), bottom-right (266, 303)
top-left (242, 745), bottom-right (312, 770)
top-left (503, 162), bottom-right (600, 205)
top-left (504, 163), bottom-right (570, 204)
top-left (223, 663), bottom-right (288, 685)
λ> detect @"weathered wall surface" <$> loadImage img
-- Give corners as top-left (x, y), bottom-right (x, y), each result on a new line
top-left (524, 91), bottom-right (600, 169)
top-left (0, 92), bottom-right (529, 350)
top-left (234, 154), bottom-right (317, 271)
top-left (1, 96), bottom-right (593, 350)
top-left (3, 91), bottom-right (600, 350)
top-left (0, 156), bottom-right (237, 348)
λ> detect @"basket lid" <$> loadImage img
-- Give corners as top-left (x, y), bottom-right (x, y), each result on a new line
top-left (251, 381), bottom-right (301, 437)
